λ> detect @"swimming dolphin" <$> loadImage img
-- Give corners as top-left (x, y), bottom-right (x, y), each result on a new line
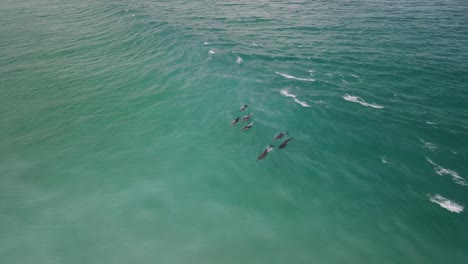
top-left (242, 122), bottom-right (254, 131)
top-left (242, 113), bottom-right (252, 122)
top-left (240, 104), bottom-right (248, 111)
top-left (279, 138), bottom-right (293, 149)
top-left (274, 132), bottom-right (288, 140)
top-left (257, 145), bottom-right (274, 160)
top-left (231, 117), bottom-right (240, 125)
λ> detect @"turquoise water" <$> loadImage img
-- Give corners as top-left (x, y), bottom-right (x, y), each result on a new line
top-left (1, 0), bottom-right (468, 263)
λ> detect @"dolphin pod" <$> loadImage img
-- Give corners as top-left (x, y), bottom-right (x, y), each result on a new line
top-left (230, 104), bottom-right (294, 160)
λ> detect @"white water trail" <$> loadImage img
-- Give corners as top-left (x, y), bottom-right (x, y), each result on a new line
top-left (275, 71), bottom-right (316, 82)
top-left (429, 194), bottom-right (464, 213)
top-left (342, 94), bottom-right (384, 109)
top-left (280, 89), bottom-right (310, 108)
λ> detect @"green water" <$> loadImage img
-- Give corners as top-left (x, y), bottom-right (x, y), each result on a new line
top-left (1, 0), bottom-right (468, 263)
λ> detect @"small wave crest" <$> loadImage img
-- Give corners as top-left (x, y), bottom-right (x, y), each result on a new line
top-left (294, 98), bottom-right (310, 107)
top-left (280, 89), bottom-right (296, 98)
top-left (420, 139), bottom-right (438, 151)
top-left (236, 56), bottom-right (243, 64)
top-left (426, 157), bottom-right (468, 186)
top-left (342, 94), bottom-right (384, 109)
top-left (209, 49), bottom-right (215, 54)
top-left (280, 89), bottom-right (310, 108)
top-left (429, 194), bottom-right (464, 213)
top-left (275, 72), bottom-right (316, 82)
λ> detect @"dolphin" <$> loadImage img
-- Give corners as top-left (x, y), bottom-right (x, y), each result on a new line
top-left (279, 138), bottom-right (293, 149)
top-left (274, 132), bottom-right (288, 140)
top-left (231, 117), bottom-right (240, 125)
top-left (242, 122), bottom-right (254, 131)
top-left (257, 145), bottom-right (274, 160)
top-left (240, 104), bottom-right (248, 111)
top-left (242, 113), bottom-right (252, 122)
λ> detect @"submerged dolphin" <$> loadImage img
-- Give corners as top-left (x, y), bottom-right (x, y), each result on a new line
top-left (274, 132), bottom-right (288, 140)
top-left (242, 122), bottom-right (254, 131)
top-left (242, 113), bottom-right (252, 122)
top-left (231, 117), bottom-right (240, 125)
top-left (240, 104), bottom-right (248, 111)
top-left (279, 138), bottom-right (293, 149)
top-left (257, 145), bottom-right (274, 160)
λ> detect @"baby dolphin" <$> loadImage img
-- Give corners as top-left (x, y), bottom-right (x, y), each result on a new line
top-left (242, 113), bottom-right (253, 122)
top-left (257, 145), bottom-right (274, 160)
top-left (279, 138), bottom-right (293, 149)
top-left (242, 122), bottom-right (254, 131)
top-left (274, 132), bottom-right (288, 140)
top-left (240, 104), bottom-right (248, 111)
top-left (231, 117), bottom-right (240, 125)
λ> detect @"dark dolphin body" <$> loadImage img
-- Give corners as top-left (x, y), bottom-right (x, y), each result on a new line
top-left (242, 122), bottom-right (254, 131)
top-left (257, 145), bottom-right (274, 160)
top-left (231, 117), bottom-right (240, 125)
top-left (274, 132), bottom-right (288, 140)
top-left (240, 104), bottom-right (248, 111)
top-left (242, 113), bottom-right (252, 122)
top-left (279, 138), bottom-right (293, 149)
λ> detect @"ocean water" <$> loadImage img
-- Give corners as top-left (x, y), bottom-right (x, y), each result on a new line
top-left (1, 0), bottom-right (468, 263)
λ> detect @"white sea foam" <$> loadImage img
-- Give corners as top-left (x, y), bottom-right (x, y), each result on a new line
top-left (420, 139), bottom-right (438, 151)
top-left (204, 41), bottom-right (210, 45)
top-left (451, 150), bottom-right (457, 154)
top-left (429, 194), bottom-right (464, 213)
top-left (426, 157), bottom-right (468, 186)
top-left (280, 89), bottom-right (296, 98)
top-left (280, 89), bottom-right (311, 108)
top-left (342, 94), bottom-right (384, 109)
top-left (326, 73), bottom-right (333, 76)
top-left (426, 157), bottom-right (436, 166)
top-left (275, 72), bottom-right (316, 82)
top-left (294, 98), bottom-right (311, 107)
top-left (209, 49), bottom-right (215, 54)
top-left (236, 56), bottom-right (243, 64)
top-left (381, 156), bottom-right (389, 164)
top-left (425, 120), bottom-right (437, 125)
top-left (252, 42), bottom-right (259, 46)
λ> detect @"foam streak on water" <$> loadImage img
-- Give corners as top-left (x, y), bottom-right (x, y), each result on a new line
top-left (342, 94), bottom-right (384, 109)
top-left (275, 71), bottom-right (316, 82)
top-left (430, 194), bottom-right (464, 213)
top-left (426, 158), bottom-right (468, 186)
top-left (280, 89), bottom-right (310, 107)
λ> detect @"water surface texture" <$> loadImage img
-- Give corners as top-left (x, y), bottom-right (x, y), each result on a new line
top-left (1, 0), bottom-right (468, 263)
